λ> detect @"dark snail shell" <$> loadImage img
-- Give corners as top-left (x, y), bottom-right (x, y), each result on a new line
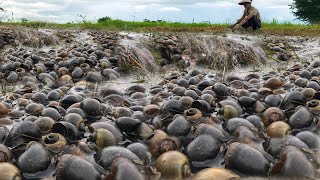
top-left (155, 151), bottom-right (191, 180)
top-left (225, 118), bottom-right (256, 134)
top-left (212, 83), bottom-right (229, 97)
top-left (296, 131), bottom-right (320, 150)
top-left (271, 146), bottom-right (315, 177)
top-left (127, 143), bottom-right (151, 164)
top-left (238, 96), bottom-right (257, 109)
top-left (16, 141), bottom-right (51, 174)
top-left (51, 121), bottom-right (81, 143)
top-left (225, 142), bottom-right (269, 176)
top-left (246, 115), bottom-right (263, 130)
top-left (80, 98), bottom-right (102, 121)
top-left (116, 117), bottom-right (142, 134)
top-left (264, 94), bottom-right (282, 107)
top-left (288, 106), bottom-right (314, 129)
top-left (264, 135), bottom-right (308, 158)
top-left (0, 163), bottom-right (21, 180)
top-left (167, 115), bottom-right (191, 137)
top-left (5, 121), bottom-right (41, 148)
top-left (25, 103), bottom-right (44, 116)
top-left (96, 146), bottom-right (140, 171)
top-left (56, 154), bottom-right (101, 180)
top-left (63, 113), bottom-right (85, 130)
top-left (160, 99), bottom-right (184, 114)
top-left (195, 124), bottom-right (230, 142)
top-left (41, 107), bottom-right (62, 121)
top-left (191, 100), bottom-right (212, 114)
top-left (60, 95), bottom-right (80, 110)
top-left (186, 135), bottom-right (220, 162)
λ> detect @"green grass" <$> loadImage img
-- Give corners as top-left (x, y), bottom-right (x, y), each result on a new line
top-left (1, 19), bottom-right (320, 36)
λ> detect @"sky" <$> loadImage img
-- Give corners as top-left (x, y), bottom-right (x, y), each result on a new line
top-left (0, 0), bottom-right (297, 23)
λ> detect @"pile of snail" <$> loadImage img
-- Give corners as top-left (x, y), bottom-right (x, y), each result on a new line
top-left (1, 30), bottom-right (320, 180)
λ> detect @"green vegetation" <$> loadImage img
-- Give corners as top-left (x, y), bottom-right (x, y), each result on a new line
top-left (290, 0), bottom-right (320, 24)
top-left (0, 17), bottom-right (320, 36)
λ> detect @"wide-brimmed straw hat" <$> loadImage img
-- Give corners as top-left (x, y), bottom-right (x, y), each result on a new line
top-left (238, 0), bottom-right (251, 5)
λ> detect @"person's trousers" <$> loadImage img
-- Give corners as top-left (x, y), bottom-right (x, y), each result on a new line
top-left (242, 16), bottom-right (261, 30)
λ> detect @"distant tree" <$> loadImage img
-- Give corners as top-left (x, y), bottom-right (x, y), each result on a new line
top-left (290, 0), bottom-right (320, 23)
top-left (98, 16), bottom-right (112, 23)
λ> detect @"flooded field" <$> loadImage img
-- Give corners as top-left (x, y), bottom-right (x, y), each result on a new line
top-left (0, 27), bottom-right (320, 179)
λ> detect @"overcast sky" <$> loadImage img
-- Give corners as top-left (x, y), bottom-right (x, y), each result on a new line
top-left (1, 0), bottom-right (297, 23)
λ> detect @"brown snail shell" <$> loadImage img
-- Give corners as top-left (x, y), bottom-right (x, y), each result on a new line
top-left (271, 146), bottom-right (315, 177)
top-left (0, 144), bottom-right (12, 162)
top-left (148, 130), bottom-right (180, 157)
top-left (143, 104), bottom-right (160, 117)
top-left (42, 133), bottom-right (67, 154)
top-left (35, 117), bottom-right (55, 135)
top-left (302, 88), bottom-right (316, 101)
top-left (225, 142), bottom-right (269, 176)
top-left (184, 108), bottom-right (203, 123)
top-left (0, 103), bottom-right (9, 118)
top-left (155, 151), bottom-right (191, 180)
top-left (262, 107), bottom-right (284, 126)
top-left (56, 154), bottom-right (101, 180)
top-left (266, 121), bottom-right (291, 138)
top-left (264, 77), bottom-right (284, 90)
top-left (89, 128), bottom-right (117, 149)
top-left (0, 163), bottom-right (21, 180)
top-left (191, 168), bottom-right (240, 180)
top-left (179, 96), bottom-right (194, 110)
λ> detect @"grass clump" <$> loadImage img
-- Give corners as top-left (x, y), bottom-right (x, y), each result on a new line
top-left (0, 18), bottom-right (320, 36)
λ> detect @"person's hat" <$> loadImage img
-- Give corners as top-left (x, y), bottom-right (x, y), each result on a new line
top-left (238, 0), bottom-right (251, 5)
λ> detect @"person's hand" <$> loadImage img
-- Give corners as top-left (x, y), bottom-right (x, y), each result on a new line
top-left (232, 24), bottom-right (241, 32)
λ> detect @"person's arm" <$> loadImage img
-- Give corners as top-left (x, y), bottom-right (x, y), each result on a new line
top-left (232, 10), bottom-right (257, 31)
top-left (231, 11), bottom-right (246, 28)
top-left (238, 11), bottom-right (256, 26)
